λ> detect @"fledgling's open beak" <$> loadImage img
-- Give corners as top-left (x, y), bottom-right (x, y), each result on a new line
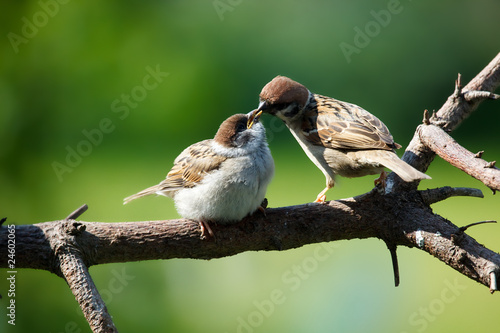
top-left (247, 109), bottom-right (263, 129)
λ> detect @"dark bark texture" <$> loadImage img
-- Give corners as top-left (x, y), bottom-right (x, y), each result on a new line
top-left (1, 52), bottom-right (499, 333)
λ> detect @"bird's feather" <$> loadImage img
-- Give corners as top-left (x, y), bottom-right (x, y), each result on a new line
top-left (124, 139), bottom-right (227, 204)
top-left (301, 94), bottom-right (401, 151)
top-left (159, 139), bottom-right (227, 190)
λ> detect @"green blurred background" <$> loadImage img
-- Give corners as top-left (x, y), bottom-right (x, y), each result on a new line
top-left (1, 0), bottom-right (499, 332)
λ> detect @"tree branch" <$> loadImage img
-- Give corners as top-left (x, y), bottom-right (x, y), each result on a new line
top-left (419, 186), bottom-right (484, 205)
top-left (49, 207), bottom-right (118, 333)
top-left (439, 53), bottom-right (500, 132)
top-left (389, 52), bottom-right (500, 192)
top-left (58, 247), bottom-right (118, 333)
top-left (1, 53), bottom-right (499, 333)
top-left (418, 124), bottom-right (500, 193)
top-left (1, 189), bottom-right (498, 291)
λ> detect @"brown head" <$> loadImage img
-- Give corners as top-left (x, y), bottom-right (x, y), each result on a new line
top-left (257, 76), bottom-right (310, 121)
top-left (214, 113), bottom-right (265, 149)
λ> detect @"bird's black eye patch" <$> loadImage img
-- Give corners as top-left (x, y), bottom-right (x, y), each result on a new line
top-left (271, 103), bottom-right (287, 111)
top-left (236, 120), bottom-right (247, 133)
top-left (283, 103), bottom-right (301, 118)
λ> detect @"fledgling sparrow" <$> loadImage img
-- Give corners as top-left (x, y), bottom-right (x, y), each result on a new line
top-left (124, 112), bottom-right (274, 236)
top-left (250, 75), bottom-right (430, 202)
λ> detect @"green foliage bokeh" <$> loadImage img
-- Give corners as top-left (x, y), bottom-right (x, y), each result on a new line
top-left (1, 1), bottom-right (499, 332)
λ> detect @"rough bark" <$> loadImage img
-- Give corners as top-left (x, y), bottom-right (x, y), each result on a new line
top-left (1, 52), bottom-right (499, 333)
top-left (418, 124), bottom-right (500, 193)
top-left (388, 52), bottom-right (500, 192)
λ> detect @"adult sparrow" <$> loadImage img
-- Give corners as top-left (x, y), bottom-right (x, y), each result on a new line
top-left (124, 111), bottom-right (274, 236)
top-left (251, 75), bottom-right (430, 202)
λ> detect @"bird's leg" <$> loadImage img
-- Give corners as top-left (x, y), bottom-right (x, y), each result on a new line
top-left (315, 178), bottom-right (335, 203)
top-left (374, 171), bottom-right (388, 189)
top-left (315, 186), bottom-right (330, 203)
top-left (199, 221), bottom-right (214, 239)
top-left (258, 197), bottom-right (268, 216)
top-left (248, 198), bottom-right (268, 217)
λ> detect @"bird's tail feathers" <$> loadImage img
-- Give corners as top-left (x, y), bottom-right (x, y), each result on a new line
top-left (123, 185), bottom-right (162, 205)
top-left (377, 151), bottom-right (431, 182)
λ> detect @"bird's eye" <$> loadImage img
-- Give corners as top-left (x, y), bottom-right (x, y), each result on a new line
top-left (236, 122), bottom-right (246, 132)
top-left (272, 103), bottom-right (287, 110)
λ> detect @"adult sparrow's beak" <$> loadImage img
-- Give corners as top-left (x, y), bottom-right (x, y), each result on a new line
top-left (257, 100), bottom-right (268, 112)
top-left (247, 109), bottom-right (263, 129)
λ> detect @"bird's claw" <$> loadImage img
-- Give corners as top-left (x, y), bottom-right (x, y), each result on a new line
top-left (200, 221), bottom-right (214, 239)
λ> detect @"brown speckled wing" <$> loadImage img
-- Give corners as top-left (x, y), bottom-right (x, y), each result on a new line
top-left (301, 94), bottom-right (400, 151)
top-left (157, 139), bottom-right (227, 191)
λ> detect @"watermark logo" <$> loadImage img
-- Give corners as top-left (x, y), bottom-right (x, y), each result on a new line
top-left (340, 0), bottom-right (404, 64)
top-left (263, 116), bottom-right (287, 145)
top-left (228, 242), bottom-right (339, 332)
top-left (5, 224), bottom-right (17, 326)
top-left (401, 278), bottom-right (467, 333)
top-left (7, 0), bottom-right (71, 54)
top-left (213, 0), bottom-right (243, 21)
top-left (52, 267), bottom-right (136, 333)
top-left (51, 65), bottom-right (169, 182)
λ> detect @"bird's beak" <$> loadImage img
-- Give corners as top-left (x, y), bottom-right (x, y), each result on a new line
top-left (257, 100), bottom-right (268, 112)
top-left (247, 109), bottom-right (263, 129)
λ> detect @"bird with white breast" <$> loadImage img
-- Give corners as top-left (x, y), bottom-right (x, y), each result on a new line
top-left (249, 75), bottom-right (430, 202)
top-left (124, 111), bottom-right (274, 237)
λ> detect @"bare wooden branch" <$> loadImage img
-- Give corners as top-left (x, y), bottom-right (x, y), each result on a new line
top-left (1, 53), bottom-right (499, 333)
top-left (441, 53), bottom-right (500, 132)
top-left (389, 52), bottom-right (500, 192)
top-left (66, 204), bottom-right (89, 220)
top-left (458, 220), bottom-right (497, 232)
top-left (386, 243), bottom-right (400, 287)
top-left (403, 218), bottom-right (499, 289)
top-left (451, 221), bottom-right (497, 245)
top-left (1, 190), bottom-right (499, 294)
top-left (463, 90), bottom-right (500, 102)
top-left (47, 220), bottom-right (118, 332)
top-left (419, 124), bottom-right (500, 192)
top-left (420, 186), bottom-right (484, 205)
top-left (59, 251), bottom-right (118, 333)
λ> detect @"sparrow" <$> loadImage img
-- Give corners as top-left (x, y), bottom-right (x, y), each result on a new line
top-left (124, 111), bottom-right (274, 237)
top-left (251, 75), bottom-right (430, 202)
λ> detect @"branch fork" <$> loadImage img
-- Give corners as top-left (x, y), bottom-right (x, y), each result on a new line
top-left (1, 52), bottom-right (500, 332)
top-left (49, 205), bottom-right (118, 333)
